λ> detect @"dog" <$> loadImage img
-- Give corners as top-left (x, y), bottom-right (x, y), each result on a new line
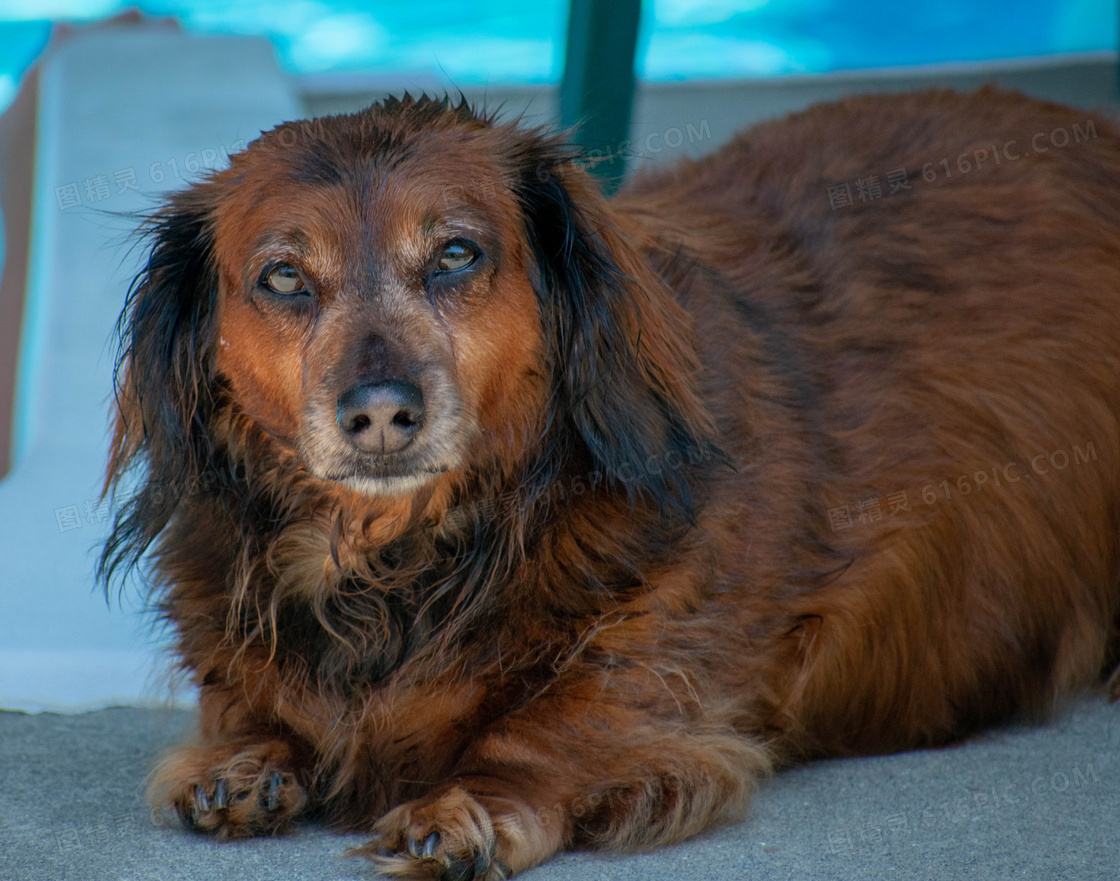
top-left (101, 88), bottom-right (1120, 879)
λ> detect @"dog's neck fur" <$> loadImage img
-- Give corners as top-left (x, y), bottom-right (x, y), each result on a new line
top-left (165, 402), bottom-right (693, 697)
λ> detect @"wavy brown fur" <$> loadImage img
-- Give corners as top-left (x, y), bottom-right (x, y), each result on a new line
top-left (103, 89), bottom-right (1120, 878)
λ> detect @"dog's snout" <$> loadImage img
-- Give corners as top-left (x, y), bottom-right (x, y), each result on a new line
top-left (337, 380), bottom-right (425, 455)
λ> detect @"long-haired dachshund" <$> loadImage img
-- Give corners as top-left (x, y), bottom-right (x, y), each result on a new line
top-left (101, 88), bottom-right (1120, 879)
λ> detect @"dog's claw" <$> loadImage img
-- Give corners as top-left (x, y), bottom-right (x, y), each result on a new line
top-left (213, 778), bottom-right (228, 810)
top-left (422, 831), bottom-right (440, 859)
top-left (408, 834), bottom-right (423, 858)
top-left (266, 771), bottom-right (281, 811)
top-left (442, 858), bottom-right (476, 881)
top-left (473, 846), bottom-right (492, 878)
top-left (195, 785), bottom-right (211, 811)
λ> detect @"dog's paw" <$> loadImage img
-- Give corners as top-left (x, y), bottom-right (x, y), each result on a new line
top-left (149, 740), bottom-right (308, 838)
top-left (353, 787), bottom-right (513, 880)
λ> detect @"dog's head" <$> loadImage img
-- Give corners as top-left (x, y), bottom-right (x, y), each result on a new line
top-left (102, 95), bottom-right (715, 577)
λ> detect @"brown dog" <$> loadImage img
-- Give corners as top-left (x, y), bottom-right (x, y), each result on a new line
top-left (101, 88), bottom-right (1120, 879)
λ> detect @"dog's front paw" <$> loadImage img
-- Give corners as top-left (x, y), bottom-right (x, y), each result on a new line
top-left (354, 787), bottom-right (517, 880)
top-left (149, 740), bottom-right (308, 838)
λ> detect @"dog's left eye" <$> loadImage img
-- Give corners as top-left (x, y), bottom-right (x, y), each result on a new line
top-left (261, 264), bottom-right (308, 296)
top-left (436, 241), bottom-right (479, 272)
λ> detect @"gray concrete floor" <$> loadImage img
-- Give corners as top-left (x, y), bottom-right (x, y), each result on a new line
top-left (1, 696), bottom-right (1116, 881)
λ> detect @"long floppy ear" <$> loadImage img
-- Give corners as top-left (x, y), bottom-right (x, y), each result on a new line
top-left (510, 133), bottom-right (720, 514)
top-left (98, 186), bottom-right (221, 586)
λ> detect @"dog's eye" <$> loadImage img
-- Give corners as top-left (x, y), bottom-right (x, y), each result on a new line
top-left (436, 241), bottom-right (478, 272)
top-left (262, 264), bottom-right (307, 295)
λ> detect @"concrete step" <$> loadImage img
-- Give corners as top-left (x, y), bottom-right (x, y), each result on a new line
top-left (0, 26), bottom-right (302, 712)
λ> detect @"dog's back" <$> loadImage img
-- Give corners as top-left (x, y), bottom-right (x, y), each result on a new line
top-left (618, 88), bottom-right (1120, 756)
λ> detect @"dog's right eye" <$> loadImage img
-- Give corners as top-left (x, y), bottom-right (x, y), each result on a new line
top-left (261, 264), bottom-right (308, 296)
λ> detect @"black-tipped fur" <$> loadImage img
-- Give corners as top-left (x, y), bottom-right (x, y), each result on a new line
top-left (98, 187), bottom-right (221, 586)
top-left (511, 136), bottom-right (718, 516)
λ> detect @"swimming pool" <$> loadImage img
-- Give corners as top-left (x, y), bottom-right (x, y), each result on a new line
top-left (1, 0), bottom-right (1114, 110)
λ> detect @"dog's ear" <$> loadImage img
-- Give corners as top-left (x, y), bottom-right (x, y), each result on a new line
top-left (509, 133), bottom-right (719, 515)
top-left (99, 186), bottom-right (221, 585)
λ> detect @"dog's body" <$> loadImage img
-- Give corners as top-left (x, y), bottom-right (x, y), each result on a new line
top-left (104, 88), bottom-right (1120, 878)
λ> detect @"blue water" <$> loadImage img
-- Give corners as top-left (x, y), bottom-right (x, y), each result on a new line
top-left (0, 1), bottom-right (1115, 107)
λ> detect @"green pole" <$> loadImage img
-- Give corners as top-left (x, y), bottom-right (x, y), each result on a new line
top-left (559, 0), bottom-right (643, 192)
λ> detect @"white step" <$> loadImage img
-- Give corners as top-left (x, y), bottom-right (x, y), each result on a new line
top-left (0, 28), bottom-right (303, 712)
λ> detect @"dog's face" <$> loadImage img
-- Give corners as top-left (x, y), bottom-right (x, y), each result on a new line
top-left (208, 107), bottom-right (550, 496)
top-left (103, 96), bottom-right (715, 576)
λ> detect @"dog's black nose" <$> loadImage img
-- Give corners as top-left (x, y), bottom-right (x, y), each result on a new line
top-left (337, 380), bottom-right (425, 455)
